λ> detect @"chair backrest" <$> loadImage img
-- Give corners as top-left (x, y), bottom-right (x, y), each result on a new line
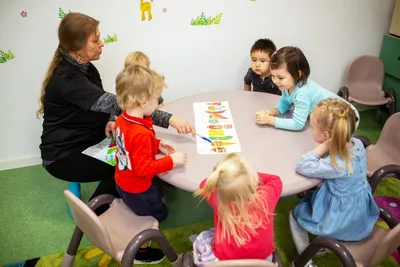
top-left (369, 223), bottom-right (400, 267)
top-left (205, 260), bottom-right (277, 267)
top-left (374, 112), bottom-right (400, 162)
top-left (345, 55), bottom-right (384, 97)
top-left (64, 190), bottom-right (115, 254)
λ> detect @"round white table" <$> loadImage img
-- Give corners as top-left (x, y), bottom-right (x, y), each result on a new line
top-left (156, 91), bottom-right (321, 197)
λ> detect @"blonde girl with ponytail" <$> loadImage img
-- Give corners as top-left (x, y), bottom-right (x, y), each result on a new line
top-left (289, 98), bottom-right (379, 267)
top-left (190, 153), bottom-right (282, 266)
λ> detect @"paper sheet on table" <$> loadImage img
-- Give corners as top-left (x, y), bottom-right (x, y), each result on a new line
top-left (193, 101), bottom-right (241, 155)
top-left (81, 137), bottom-right (117, 166)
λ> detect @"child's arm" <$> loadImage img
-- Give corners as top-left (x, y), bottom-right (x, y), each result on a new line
top-left (258, 173), bottom-right (283, 201)
top-left (132, 133), bottom-right (173, 176)
top-left (295, 151), bottom-right (347, 179)
top-left (244, 68), bottom-right (252, 91)
top-left (274, 93), bottom-right (291, 116)
top-left (274, 92), bottom-right (310, 131)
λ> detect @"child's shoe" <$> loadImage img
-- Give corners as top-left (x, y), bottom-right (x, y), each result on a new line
top-left (134, 247), bottom-right (165, 264)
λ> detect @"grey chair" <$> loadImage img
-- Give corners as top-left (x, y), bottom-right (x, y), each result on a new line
top-left (293, 207), bottom-right (400, 267)
top-left (61, 190), bottom-right (182, 267)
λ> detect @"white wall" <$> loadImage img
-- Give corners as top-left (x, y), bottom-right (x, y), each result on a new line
top-left (0, 0), bottom-right (395, 170)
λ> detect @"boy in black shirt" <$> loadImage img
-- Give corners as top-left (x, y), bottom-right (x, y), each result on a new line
top-left (244, 38), bottom-right (281, 95)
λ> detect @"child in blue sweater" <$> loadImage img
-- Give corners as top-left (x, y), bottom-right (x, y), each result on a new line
top-left (255, 46), bottom-right (359, 131)
top-left (289, 98), bottom-right (379, 267)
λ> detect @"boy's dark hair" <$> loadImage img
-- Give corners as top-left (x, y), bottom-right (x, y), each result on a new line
top-left (250, 39), bottom-right (276, 57)
top-left (270, 46), bottom-right (310, 87)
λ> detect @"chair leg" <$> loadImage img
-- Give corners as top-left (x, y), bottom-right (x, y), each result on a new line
top-left (389, 100), bottom-right (397, 116)
top-left (68, 182), bottom-right (81, 199)
top-left (337, 86), bottom-right (349, 101)
top-left (272, 250), bottom-right (283, 267)
top-left (181, 252), bottom-right (194, 267)
top-left (68, 182), bottom-right (81, 218)
top-left (383, 87), bottom-right (397, 116)
top-left (61, 226), bottom-right (84, 267)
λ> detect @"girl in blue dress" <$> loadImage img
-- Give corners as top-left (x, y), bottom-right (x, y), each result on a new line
top-left (289, 98), bottom-right (379, 267)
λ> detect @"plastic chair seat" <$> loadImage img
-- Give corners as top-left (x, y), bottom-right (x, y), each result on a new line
top-left (338, 226), bottom-right (388, 266)
top-left (348, 94), bottom-right (390, 106)
top-left (338, 55), bottom-right (397, 115)
top-left (62, 191), bottom-right (180, 267)
top-left (347, 82), bottom-right (389, 106)
top-left (98, 198), bottom-right (159, 260)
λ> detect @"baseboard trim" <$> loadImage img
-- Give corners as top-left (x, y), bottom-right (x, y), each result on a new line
top-left (0, 156), bottom-right (41, 171)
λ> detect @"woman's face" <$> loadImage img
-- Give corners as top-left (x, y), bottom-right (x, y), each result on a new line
top-left (80, 27), bottom-right (104, 63)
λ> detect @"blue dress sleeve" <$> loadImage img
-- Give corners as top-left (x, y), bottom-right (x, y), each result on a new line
top-left (295, 151), bottom-right (348, 179)
top-left (274, 92), bottom-right (311, 131)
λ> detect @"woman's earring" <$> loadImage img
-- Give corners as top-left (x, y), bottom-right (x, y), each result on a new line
top-left (77, 53), bottom-right (83, 64)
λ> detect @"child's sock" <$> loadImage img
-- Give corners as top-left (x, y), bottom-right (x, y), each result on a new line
top-left (289, 211), bottom-right (310, 254)
top-left (289, 211), bottom-right (319, 267)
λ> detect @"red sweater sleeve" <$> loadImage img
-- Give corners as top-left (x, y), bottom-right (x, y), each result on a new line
top-left (257, 173), bottom-right (283, 204)
top-left (131, 132), bottom-right (173, 176)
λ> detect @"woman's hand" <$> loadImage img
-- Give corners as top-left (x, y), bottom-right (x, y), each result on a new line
top-left (105, 121), bottom-right (115, 138)
top-left (169, 115), bottom-right (196, 137)
top-left (159, 141), bottom-right (176, 155)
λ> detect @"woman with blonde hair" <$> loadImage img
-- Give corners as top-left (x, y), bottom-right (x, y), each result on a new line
top-left (37, 13), bottom-right (194, 215)
top-left (190, 153), bottom-right (282, 266)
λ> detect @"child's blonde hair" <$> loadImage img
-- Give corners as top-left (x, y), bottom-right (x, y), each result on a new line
top-left (124, 51), bottom-right (150, 68)
top-left (115, 64), bottom-right (164, 110)
top-left (194, 153), bottom-right (269, 246)
top-left (312, 98), bottom-right (358, 173)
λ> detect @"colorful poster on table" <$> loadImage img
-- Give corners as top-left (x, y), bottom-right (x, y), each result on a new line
top-left (193, 101), bottom-right (242, 154)
top-left (81, 137), bottom-right (117, 166)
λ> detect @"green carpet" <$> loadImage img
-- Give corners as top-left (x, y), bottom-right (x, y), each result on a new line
top-left (23, 179), bottom-right (400, 267)
top-left (0, 109), bottom-right (398, 266)
top-left (0, 168), bottom-right (213, 265)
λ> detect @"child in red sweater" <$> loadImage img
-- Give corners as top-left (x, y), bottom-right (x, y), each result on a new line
top-left (191, 153), bottom-right (282, 266)
top-left (114, 64), bottom-right (187, 264)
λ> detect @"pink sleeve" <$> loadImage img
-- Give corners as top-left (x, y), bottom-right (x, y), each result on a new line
top-left (199, 178), bottom-right (217, 209)
top-left (257, 173), bottom-right (283, 204)
top-left (199, 178), bottom-right (207, 189)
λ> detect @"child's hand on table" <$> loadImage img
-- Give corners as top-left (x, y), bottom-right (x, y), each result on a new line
top-left (255, 111), bottom-right (274, 125)
top-left (159, 141), bottom-right (176, 155)
top-left (170, 151), bottom-right (187, 166)
top-left (255, 108), bottom-right (279, 117)
top-left (255, 108), bottom-right (280, 125)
